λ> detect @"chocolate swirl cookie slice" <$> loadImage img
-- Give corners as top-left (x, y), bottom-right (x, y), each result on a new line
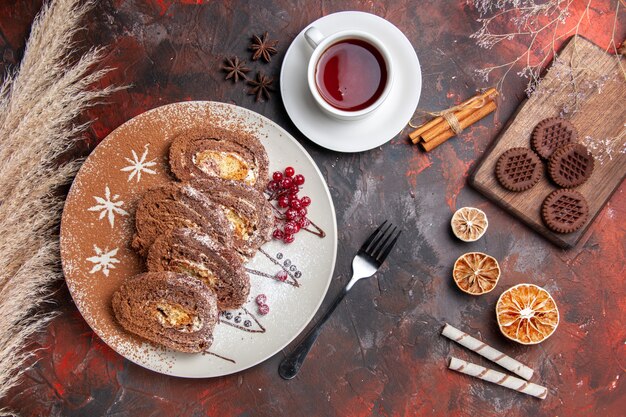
top-left (548, 143), bottom-right (594, 188)
top-left (531, 117), bottom-right (578, 159)
top-left (169, 125), bottom-right (269, 192)
top-left (495, 147), bottom-right (542, 192)
top-left (191, 178), bottom-right (274, 258)
top-left (132, 183), bottom-right (232, 257)
top-left (147, 228), bottom-right (250, 310)
top-left (112, 272), bottom-right (219, 353)
top-left (541, 189), bottom-right (589, 233)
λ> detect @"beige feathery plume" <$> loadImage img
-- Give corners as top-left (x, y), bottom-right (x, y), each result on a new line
top-left (0, 0), bottom-right (121, 406)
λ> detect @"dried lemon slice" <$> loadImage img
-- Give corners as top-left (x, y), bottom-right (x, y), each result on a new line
top-left (496, 284), bottom-right (559, 345)
top-left (451, 207), bottom-right (488, 242)
top-left (453, 252), bottom-right (500, 295)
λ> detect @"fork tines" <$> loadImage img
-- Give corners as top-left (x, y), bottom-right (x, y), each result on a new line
top-left (359, 221), bottom-right (401, 264)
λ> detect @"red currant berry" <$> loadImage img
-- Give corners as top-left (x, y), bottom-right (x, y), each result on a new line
top-left (294, 174), bottom-right (305, 186)
top-left (298, 208), bottom-right (308, 218)
top-left (284, 222), bottom-right (298, 235)
top-left (297, 217), bottom-right (310, 228)
top-left (301, 196), bottom-right (311, 207)
top-left (284, 166), bottom-right (295, 177)
top-left (285, 208), bottom-right (298, 220)
top-left (290, 199), bottom-right (302, 209)
top-left (283, 233), bottom-right (295, 244)
top-left (272, 229), bottom-right (284, 239)
top-left (273, 171), bottom-right (283, 181)
top-left (278, 195), bottom-right (290, 208)
top-left (267, 181), bottom-right (279, 191)
top-left (255, 294), bottom-right (267, 305)
top-left (281, 177), bottom-right (293, 189)
top-left (276, 270), bottom-right (288, 282)
top-left (292, 223), bottom-right (301, 233)
top-left (291, 185), bottom-right (300, 194)
top-left (258, 304), bottom-right (270, 315)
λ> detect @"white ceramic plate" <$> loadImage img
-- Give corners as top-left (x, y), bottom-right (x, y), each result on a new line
top-left (60, 101), bottom-right (337, 377)
top-left (280, 11), bottom-right (422, 153)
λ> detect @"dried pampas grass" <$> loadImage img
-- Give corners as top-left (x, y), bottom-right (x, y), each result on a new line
top-left (0, 0), bottom-right (120, 405)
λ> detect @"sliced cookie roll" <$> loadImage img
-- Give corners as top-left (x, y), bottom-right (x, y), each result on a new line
top-left (146, 228), bottom-right (250, 310)
top-left (169, 125), bottom-right (269, 192)
top-left (132, 183), bottom-right (232, 257)
top-left (112, 271), bottom-right (219, 353)
top-left (190, 178), bottom-right (274, 258)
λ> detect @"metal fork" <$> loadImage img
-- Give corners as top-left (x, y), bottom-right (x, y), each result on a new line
top-left (278, 221), bottom-right (401, 379)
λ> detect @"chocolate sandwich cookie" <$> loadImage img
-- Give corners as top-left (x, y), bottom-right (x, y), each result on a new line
top-left (531, 117), bottom-right (578, 159)
top-left (146, 228), bottom-right (250, 310)
top-left (548, 143), bottom-right (594, 188)
top-left (495, 147), bottom-right (542, 192)
top-left (132, 183), bottom-right (232, 257)
top-left (169, 125), bottom-right (269, 192)
top-left (541, 189), bottom-right (589, 233)
top-left (190, 178), bottom-right (274, 258)
top-left (112, 272), bottom-right (219, 353)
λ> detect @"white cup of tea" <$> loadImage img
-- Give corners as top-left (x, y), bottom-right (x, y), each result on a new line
top-left (304, 27), bottom-right (394, 121)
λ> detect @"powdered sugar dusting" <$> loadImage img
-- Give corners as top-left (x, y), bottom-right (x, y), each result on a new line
top-left (120, 144), bottom-right (158, 182)
top-left (181, 184), bottom-right (214, 209)
top-left (85, 245), bottom-right (120, 277)
top-left (186, 228), bottom-right (221, 252)
top-left (86, 185), bottom-right (129, 228)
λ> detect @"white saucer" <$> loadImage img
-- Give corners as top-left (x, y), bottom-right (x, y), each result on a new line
top-left (280, 11), bottom-right (422, 153)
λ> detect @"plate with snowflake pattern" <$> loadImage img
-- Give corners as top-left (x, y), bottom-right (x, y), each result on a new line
top-left (60, 101), bottom-right (337, 377)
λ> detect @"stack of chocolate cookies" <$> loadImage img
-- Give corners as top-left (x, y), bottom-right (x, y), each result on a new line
top-left (495, 117), bottom-right (594, 234)
top-left (112, 126), bottom-right (273, 353)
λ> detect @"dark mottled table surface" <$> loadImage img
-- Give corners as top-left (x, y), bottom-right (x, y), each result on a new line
top-left (0, 1), bottom-right (624, 416)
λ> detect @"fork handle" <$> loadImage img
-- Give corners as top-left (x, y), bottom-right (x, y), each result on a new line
top-left (278, 286), bottom-right (348, 379)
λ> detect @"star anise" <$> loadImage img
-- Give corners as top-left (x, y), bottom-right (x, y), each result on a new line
top-left (249, 32), bottom-right (278, 63)
top-left (247, 72), bottom-right (274, 102)
top-left (222, 56), bottom-right (250, 83)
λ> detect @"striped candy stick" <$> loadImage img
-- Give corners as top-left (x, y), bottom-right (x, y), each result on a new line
top-left (442, 323), bottom-right (534, 380)
top-left (448, 357), bottom-right (548, 400)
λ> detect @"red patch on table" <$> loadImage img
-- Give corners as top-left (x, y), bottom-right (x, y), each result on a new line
top-left (405, 152), bottom-right (433, 188)
top-left (151, 0), bottom-right (205, 16)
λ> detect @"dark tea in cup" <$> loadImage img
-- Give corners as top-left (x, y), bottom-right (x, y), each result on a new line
top-left (314, 39), bottom-right (388, 112)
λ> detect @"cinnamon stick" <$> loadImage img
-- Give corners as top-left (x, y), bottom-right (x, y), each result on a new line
top-left (421, 88), bottom-right (498, 143)
top-left (408, 87), bottom-right (497, 144)
top-left (408, 116), bottom-right (445, 142)
top-left (420, 99), bottom-right (497, 152)
top-left (421, 104), bottom-right (483, 143)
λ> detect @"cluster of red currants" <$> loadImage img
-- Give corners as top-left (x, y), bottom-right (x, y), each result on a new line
top-left (266, 166), bottom-right (311, 244)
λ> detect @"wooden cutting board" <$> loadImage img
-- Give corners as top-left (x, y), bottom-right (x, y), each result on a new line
top-left (469, 36), bottom-right (626, 248)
